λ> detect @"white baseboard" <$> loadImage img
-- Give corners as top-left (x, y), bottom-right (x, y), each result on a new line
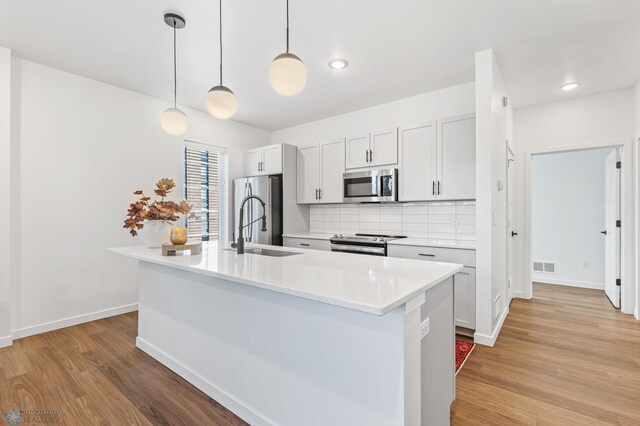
top-left (11, 303), bottom-right (138, 340)
top-left (0, 335), bottom-right (13, 348)
top-left (532, 276), bottom-right (604, 290)
top-left (635, 307), bottom-right (639, 321)
top-left (474, 307), bottom-right (509, 347)
top-left (515, 291), bottom-right (531, 299)
top-left (136, 337), bottom-right (273, 426)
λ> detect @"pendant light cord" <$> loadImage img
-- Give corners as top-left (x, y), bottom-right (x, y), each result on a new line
top-left (219, 0), bottom-right (223, 85)
top-left (286, 0), bottom-right (289, 53)
top-left (173, 21), bottom-right (177, 108)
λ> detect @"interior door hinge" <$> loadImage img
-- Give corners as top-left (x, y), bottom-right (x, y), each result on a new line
top-left (616, 220), bottom-right (621, 228)
top-left (616, 278), bottom-right (621, 287)
top-left (616, 161), bottom-right (621, 169)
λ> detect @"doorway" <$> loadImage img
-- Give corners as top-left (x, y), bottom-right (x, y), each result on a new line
top-left (523, 140), bottom-right (633, 313)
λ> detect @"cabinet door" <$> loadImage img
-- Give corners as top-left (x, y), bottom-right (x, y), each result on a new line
top-left (320, 139), bottom-right (345, 203)
top-left (438, 115), bottom-right (475, 200)
top-left (454, 267), bottom-right (476, 329)
top-left (262, 144), bottom-right (283, 175)
top-left (244, 148), bottom-right (262, 177)
top-left (297, 145), bottom-right (320, 204)
top-left (345, 134), bottom-right (370, 169)
top-left (283, 237), bottom-right (331, 251)
top-left (399, 123), bottom-right (437, 201)
top-left (369, 128), bottom-right (398, 167)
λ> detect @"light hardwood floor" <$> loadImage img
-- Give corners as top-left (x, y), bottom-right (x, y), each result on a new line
top-left (1, 283), bottom-right (638, 425)
top-left (451, 283), bottom-right (640, 425)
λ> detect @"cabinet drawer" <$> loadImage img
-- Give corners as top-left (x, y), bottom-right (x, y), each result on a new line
top-left (283, 237), bottom-right (331, 251)
top-left (387, 245), bottom-right (475, 267)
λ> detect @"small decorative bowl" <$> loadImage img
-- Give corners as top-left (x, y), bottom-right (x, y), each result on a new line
top-left (170, 227), bottom-right (188, 245)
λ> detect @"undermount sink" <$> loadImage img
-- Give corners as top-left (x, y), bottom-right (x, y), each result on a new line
top-left (224, 248), bottom-right (301, 257)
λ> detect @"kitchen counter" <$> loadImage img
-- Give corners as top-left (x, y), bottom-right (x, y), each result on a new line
top-left (108, 241), bottom-right (461, 315)
top-left (387, 237), bottom-right (476, 250)
top-left (108, 241), bottom-right (459, 425)
top-left (282, 232), bottom-right (334, 240)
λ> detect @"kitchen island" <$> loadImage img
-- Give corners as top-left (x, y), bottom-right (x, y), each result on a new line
top-left (108, 242), bottom-right (462, 426)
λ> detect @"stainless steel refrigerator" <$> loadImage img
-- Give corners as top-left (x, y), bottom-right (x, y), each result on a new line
top-left (233, 175), bottom-right (283, 246)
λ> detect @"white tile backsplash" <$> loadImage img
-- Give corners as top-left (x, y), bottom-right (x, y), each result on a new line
top-left (309, 201), bottom-right (476, 240)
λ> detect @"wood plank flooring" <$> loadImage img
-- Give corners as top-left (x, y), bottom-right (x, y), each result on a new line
top-left (1, 282), bottom-right (638, 425)
top-left (451, 283), bottom-right (640, 425)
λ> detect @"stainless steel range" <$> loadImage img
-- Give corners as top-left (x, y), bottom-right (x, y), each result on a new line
top-left (329, 233), bottom-right (407, 256)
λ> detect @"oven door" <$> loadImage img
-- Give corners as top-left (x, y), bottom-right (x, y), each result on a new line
top-left (330, 243), bottom-right (386, 256)
top-left (343, 169), bottom-right (397, 203)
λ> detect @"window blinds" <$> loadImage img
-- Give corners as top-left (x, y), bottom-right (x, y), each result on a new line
top-left (184, 146), bottom-right (219, 240)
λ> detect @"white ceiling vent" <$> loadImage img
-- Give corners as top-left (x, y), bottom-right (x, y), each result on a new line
top-left (533, 261), bottom-right (556, 273)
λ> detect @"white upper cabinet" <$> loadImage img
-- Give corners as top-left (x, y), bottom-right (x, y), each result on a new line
top-left (345, 134), bottom-right (370, 169)
top-left (438, 115), bottom-right (476, 200)
top-left (369, 129), bottom-right (398, 167)
top-left (243, 143), bottom-right (283, 176)
top-left (320, 139), bottom-right (345, 203)
top-left (345, 129), bottom-right (398, 170)
top-left (297, 139), bottom-right (345, 204)
top-left (399, 114), bottom-right (475, 202)
top-left (297, 144), bottom-right (320, 203)
top-left (399, 122), bottom-right (437, 201)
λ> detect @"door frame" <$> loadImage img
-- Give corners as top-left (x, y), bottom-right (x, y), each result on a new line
top-left (506, 142), bottom-right (515, 305)
top-left (523, 138), bottom-right (635, 315)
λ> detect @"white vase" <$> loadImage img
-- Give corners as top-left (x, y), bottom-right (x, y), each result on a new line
top-left (138, 220), bottom-right (173, 248)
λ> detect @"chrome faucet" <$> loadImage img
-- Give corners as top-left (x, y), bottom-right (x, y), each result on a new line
top-left (232, 195), bottom-right (267, 254)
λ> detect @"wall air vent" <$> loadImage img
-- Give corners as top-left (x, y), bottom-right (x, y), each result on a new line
top-left (533, 261), bottom-right (556, 273)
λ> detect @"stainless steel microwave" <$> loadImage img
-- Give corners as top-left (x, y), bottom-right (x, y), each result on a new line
top-left (343, 169), bottom-right (398, 203)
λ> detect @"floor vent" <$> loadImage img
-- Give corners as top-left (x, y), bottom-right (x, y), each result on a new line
top-left (533, 261), bottom-right (556, 273)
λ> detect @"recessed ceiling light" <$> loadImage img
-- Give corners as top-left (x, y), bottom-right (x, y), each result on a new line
top-left (329, 59), bottom-right (348, 70)
top-left (561, 82), bottom-right (579, 91)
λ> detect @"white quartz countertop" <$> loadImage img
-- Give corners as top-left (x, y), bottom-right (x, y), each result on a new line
top-left (387, 238), bottom-right (476, 250)
top-left (282, 232), bottom-right (334, 240)
top-left (108, 242), bottom-right (462, 316)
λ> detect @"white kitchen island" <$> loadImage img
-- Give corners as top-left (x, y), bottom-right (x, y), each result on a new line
top-left (108, 242), bottom-right (462, 426)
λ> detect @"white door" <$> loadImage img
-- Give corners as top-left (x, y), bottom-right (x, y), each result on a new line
top-left (345, 134), bottom-right (370, 169)
top-left (296, 144), bottom-right (320, 204)
top-left (437, 116), bottom-right (476, 200)
top-left (244, 148), bottom-right (262, 177)
top-left (454, 268), bottom-right (476, 329)
top-left (320, 139), bottom-right (345, 203)
top-left (506, 146), bottom-right (516, 305)
top-left (369, 128), bottom-right (398, 167)
top-left (399, 123), bottom-right (437, 201)
top-left (262, 144), bottom-right (283, 175)
top-left (604, 149), bottom-right (621, 308)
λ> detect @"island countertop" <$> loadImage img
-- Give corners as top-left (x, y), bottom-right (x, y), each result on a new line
top-left (108, 242), bottom-right (462, 316)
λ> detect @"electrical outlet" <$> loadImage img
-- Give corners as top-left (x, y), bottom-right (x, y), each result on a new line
top-left (421, 318), bottom-right (430, 339)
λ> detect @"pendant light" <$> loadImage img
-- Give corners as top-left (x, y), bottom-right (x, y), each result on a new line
top-left (269, 0), bottom-right (307, 96)
top-left (160, 13), bottom-right (189, 136)
top-left (206, 0), bottom-right (238, 119)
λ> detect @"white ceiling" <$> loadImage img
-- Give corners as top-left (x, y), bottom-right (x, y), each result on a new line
top-left (2, 0), bottom-right (640, 130)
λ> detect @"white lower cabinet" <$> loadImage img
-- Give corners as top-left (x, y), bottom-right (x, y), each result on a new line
top-left (387, 244), bottom-right (476, 330)
top-left (283, 237), bottom-right (331, 251)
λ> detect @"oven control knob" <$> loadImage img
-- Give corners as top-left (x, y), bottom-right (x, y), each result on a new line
top-left (339, 234), bottom-right (343, 238)
top-left (333, 234), bottom-right (338, 238)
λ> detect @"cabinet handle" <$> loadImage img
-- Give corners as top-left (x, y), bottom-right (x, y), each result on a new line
top-left (366, 150), bottom-right (369, 163)
top-left (315, 189), bottom-right (319, 200)
top-left (300, 243), bottom-right (310, 247)
top-left (369, 149), bottom-right (373, 162)
top-left (419, 253), bottom-right (436, 257)
top-left (432, 181), bottom-right (435, 195)
top-left (318, 188), bottom-right (322, 199)
top-left (437, 180), bottom-right (441, 195)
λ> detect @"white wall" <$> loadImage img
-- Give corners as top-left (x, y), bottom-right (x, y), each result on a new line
top-left (532, 149), bottom-right (612, 289)
top-left (9, 57), bottom-right (269, 339)
top-left (270, 82), bottom-right (475, 145)
top-left (0, 47), bottom-right (11, 347)
top-left (474, 49), bottom-right (513, 346)
top-left (514, 90), bottom-right (635, 309)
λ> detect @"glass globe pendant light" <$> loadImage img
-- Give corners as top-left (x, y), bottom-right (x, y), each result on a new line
top-left (269, 0), bottom-right (307, 96)
top-left (206, 0), bottom-right (237, 119)
top-left (160, 13), bottom-right (189, 136)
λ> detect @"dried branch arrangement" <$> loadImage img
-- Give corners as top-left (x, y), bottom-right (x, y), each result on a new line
top-left (124, 178), bottom-right (191, 236)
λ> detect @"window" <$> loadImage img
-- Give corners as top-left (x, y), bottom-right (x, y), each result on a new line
top-left (184, 145), bottom-right (227, 241)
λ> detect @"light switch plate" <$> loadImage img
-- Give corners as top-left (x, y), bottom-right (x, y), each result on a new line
top-left (421, 318), bottom-right (430, 339)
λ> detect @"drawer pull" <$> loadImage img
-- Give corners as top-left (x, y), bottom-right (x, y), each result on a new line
top-left (300, 243), bottom-right (310, 247)
top-left (419, 253), bottom-right (435, 257)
